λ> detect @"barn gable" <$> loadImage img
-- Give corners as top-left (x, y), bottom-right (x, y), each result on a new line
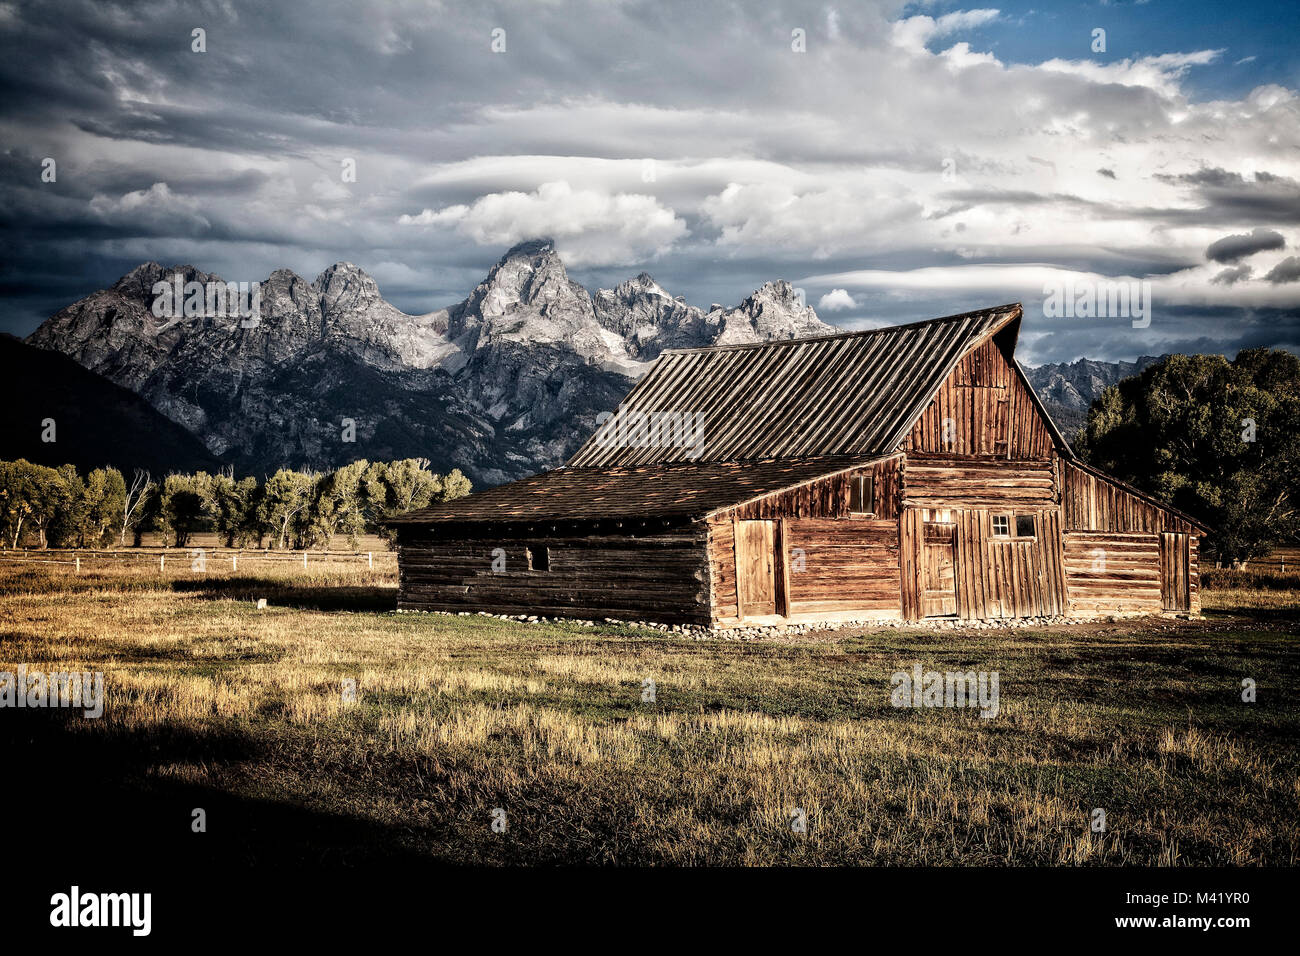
top-left (902, 328), bottom-right (1062, 460)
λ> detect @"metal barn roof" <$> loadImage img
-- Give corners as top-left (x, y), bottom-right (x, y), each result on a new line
top-left (566, 303), bottom-right (1023, 467)
top-left (387, 456), bottom-right (882, 524)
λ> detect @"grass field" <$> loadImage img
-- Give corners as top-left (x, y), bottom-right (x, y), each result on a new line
top-left (1, 557), bottom-right (1297, 867)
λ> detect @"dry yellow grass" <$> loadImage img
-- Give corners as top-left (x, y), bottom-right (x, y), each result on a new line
top-left (1, 560), bottom-right (1297, 866)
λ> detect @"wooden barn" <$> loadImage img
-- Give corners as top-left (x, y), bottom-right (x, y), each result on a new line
top-left (390, 304), bottom-right (1208, 626)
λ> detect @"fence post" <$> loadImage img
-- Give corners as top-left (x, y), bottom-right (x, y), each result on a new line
top-left (75, 555), bottom-right (80, 573)
top-left (368, 551), bottom-right (373, 570)
top-left (232, 554), bottom-right (238, 572)
top-left (303, 550), bottom-right (308, 569)
top-left (160, 553), bottom-right (165, 572)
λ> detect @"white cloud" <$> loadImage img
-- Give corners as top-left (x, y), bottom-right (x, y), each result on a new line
top-left (398, 206), bottom-right (467, 226)
top-left (891, 9), bottom-right (1000, 55)
top-left (702, 181), bottom-right (922, 258)
top-left (398, 181), bottom-right (688, 266)
top-left (310, 175), bottom-right (352, 202)
top-left (87, 182), bottom-right (210, 231)
top-left (802, 260), bottom-right (1300, 310)
top-left (1035, 50), bottom-right (1223, 97)
top-left (940, 41), bottom-right (1002, 71)
top-left (817, 288), bottom-right (857, 311)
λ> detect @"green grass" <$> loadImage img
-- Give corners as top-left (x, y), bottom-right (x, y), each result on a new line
top-left (1, 561), bottom-right (1297, 866)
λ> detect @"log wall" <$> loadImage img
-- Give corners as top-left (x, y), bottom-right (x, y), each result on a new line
top-left (397, 525), bottom-right (712, 624)
top-left (903, 456), bottom-right (1056, 509)
top-left (1057, 462), bottom-right (1203, 615)
top-left (784, 517), bottom-right (901, 618)
top-left (707, 513), bottom-right (901, 623)
top-left (397, 451), bottom-right (1201, 626)
top-left (710, 460), bottom-right (905, 622)
top-left (1062, 531), bottom-right (1162, 615)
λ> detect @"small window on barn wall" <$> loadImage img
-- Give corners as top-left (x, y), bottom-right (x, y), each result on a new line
top-left (527, 545), bottom-right (550, 571)
top-left (849, 474), bottom-right (875, 515)
top-left (1015, 514), bottom-right (1036, 538)
top-left (992, 514), bottom-right (1010, 536)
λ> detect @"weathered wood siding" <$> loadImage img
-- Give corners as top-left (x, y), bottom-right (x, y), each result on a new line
top-left (1062, 531), bottom-right (1162, 615)
top-left (1160, 532), bottom-right (1192, 612)
top-left (707, 463), bottom-right (899, 629)
top-left (1189, 536), bottom-right (1201, 614)
top-left (708, 514), bottom-right (901, 623)
top-left (903, 456), bottom-right (1055, 509)
top-left (784, 517), bottom-right (901, 618)
top-left (1061, 461), bottom-right (1197, 533)
top-left (398, 526), bottom-right (712, 624)
top-left (730, 457), bottom-right (901, 520)
top-left (735, 519), bottom-right (778, 616)
top-left (903, 337), bottom-right (1054, 459)
top-left (901, 507), bottom-right (1066, 620)
top-left (707, 515), bottom-right (740, 621)
top-left (1058, 461), bottom-right (1201, 615)
top-left (708, 460), bottom-right (904, 622)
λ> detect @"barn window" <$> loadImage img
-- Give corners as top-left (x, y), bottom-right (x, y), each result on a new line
top-left (527, 545), bottom-right (550, 571)
top-left (849, 475), bottom-right (875, 515)
top-left (1015, 515), bottom-right (1036, 538)
top-left (992, 514), bottom-right (1010, 536)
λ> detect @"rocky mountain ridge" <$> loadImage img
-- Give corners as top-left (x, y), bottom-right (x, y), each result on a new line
top-left (1025, 355), bottom-right (1167, 413)
top-left (27, 239), bottom-right (833, 484)
top-left (1024, 354), bottom-right (1169, 439)
top-left (24, 238), bottom-right (1167, 483)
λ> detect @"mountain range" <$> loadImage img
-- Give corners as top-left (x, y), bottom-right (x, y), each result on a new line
top-left (22, 239), bottom-right (831, 484)
top-left (13, 238), bottom-right (1158, 482)
top-left (1022, 354), bottom-right (1168, 438)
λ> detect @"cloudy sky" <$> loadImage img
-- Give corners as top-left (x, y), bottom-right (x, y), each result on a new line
top-left (2, 0), bottom-right (1298, 364)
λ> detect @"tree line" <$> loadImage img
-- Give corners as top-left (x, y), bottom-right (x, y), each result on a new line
top-left (0, 458), bottom-right (470, 551)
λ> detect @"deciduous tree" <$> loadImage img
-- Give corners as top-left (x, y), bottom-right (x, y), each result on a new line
top-left (1079, 349), bottom-right (1300, 565)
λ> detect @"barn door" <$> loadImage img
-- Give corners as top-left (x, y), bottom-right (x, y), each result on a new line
top-left (1160, 532), bottom-right (1190, 611)
top-left (735, 519), bottom-right (777, 617)
top-left (921, 522), bottom-right (959, 617)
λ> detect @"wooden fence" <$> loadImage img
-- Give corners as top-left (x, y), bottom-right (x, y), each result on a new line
top-left (0, 546), bottom-right (395, 573)
top-left (1201, 546), bottom-right (1300, 572)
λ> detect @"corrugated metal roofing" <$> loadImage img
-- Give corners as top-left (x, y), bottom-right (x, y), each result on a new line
top-left (567, 304), bottom-right (1023, 467)
top-left (388, 456), bottom-right (881, 524)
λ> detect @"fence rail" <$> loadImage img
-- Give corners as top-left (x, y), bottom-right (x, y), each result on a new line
top-left (1202, 547), bottom-right (1300, 573)
top-left (0, 547), bottom-right (395, 573)
top-left (0, 546), bottom-right (396, 556)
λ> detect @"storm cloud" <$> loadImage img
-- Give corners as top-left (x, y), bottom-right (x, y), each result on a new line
top-left (1206, 228), bottom-right (1287, 263)
top-left (1265, 257), bottom-right (1300, 284)
top-left (1, 0), bottom-right (1298, 364)
top-left (1212, 265), bottom-right (1254, 286)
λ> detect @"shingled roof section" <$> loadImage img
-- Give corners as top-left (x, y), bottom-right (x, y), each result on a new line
top-left (567, 303), bottom-right (1024, 467)
top-left (387, 456), bottom-right (882, 524)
